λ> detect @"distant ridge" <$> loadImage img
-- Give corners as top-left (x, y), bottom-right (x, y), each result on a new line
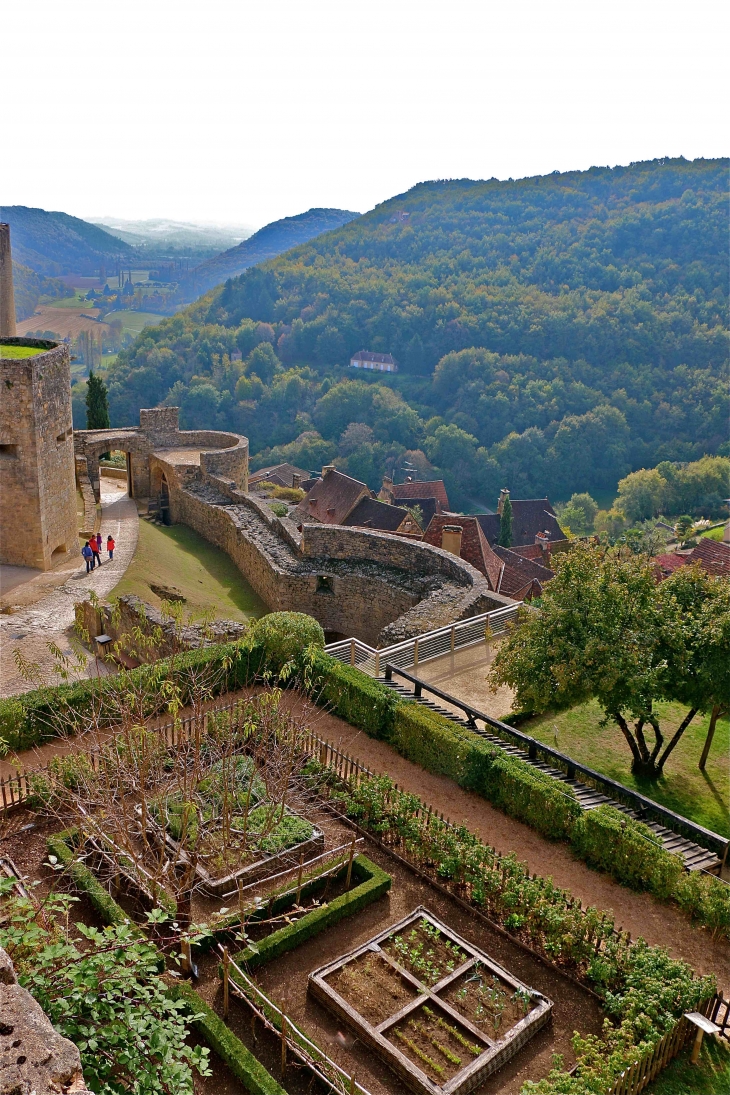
top-left (0, 205), bottom-right (132, 277)
top-left (176, 207), bottom-right (360, 301)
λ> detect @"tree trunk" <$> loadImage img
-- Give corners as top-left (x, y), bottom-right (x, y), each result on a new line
top-left (656, 708), bottom-right (698, 774)
top-left (699, 705), bottom-right (725, 771)
top-left (614, 713), bottom-right (643, 768)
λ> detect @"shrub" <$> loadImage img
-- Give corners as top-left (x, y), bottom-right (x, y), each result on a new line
top-left (271, 485), bottom-right (304, 502)
top-left (234, 855), bottom-right (390, 969)
top-left (310, 651), bottom-right (400, 739)
top-left (268, 501), bottom-right (288, 517)
top-left (252, 612), bottom-right (324, 674)
top-left (391, 702), bottom-right (580, 840)
top-left (571, 806), bottom-right (684, 898)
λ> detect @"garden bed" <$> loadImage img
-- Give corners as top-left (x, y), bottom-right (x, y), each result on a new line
top-left (144, 754), bottom-right (325, 897)
top-left (309, 908), bottom-right (552, 1094)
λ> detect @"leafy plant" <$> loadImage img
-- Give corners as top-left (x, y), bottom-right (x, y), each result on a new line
top-left (0, 878), bottom-right (209, 1095)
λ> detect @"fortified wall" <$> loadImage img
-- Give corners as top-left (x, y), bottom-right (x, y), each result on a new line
top-left (0, 337), bottom-right (78, 570)
top-left (75, 408), bottom-right (514, 645)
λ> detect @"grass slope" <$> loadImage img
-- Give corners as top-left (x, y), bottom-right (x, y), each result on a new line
top-left (110, 519), bottom-right (266, 622)
top-left (524, 699), bottom-right (730, 836)
top-left (646, 1039), bottom-right (730, 1094)
top-left (102, 310), bottom-right (166, 335)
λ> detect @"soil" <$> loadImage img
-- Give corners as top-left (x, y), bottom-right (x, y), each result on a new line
top-left (441, 968), bottom-right (533, 1035)
top-left (387, 1001), bottom-right (485, 1085)
top-left (329, 951), bottom-right (418, 1025)
top-left (1, 799), bottom-right (603, 1094)
top-left (383, 918), bottom-right (467, 986)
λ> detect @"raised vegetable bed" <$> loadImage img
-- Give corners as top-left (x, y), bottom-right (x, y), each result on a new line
top-left (309, 906), bottom-right (552, 1095)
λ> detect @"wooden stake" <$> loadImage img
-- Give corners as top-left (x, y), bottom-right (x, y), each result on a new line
top-left (238, 878), bottom-right (245, 929)
top-left (181, 937), bottom-right (191, 976)
top-left (222, 948), bottom-right (229, 1020)
top-left (296, 853), bottom-right (304, 905)
top-left (349, 1073), bottom-right (355, 1095)
top-left (345, 833), bottom-right (356, 890)
top-left (281, 1014), bottom-right (287, 1073)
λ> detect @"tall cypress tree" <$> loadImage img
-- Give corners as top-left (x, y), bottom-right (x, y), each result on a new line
top-left (499, 495), bottom-right (513, 547)
top-left (86, 370), bottom-right (110, 430)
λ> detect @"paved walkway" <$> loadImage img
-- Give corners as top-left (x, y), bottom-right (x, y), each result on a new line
top-left (0, 488), bottom-right (139, 697)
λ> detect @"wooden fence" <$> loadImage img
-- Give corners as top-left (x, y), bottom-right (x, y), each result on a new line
top-left (221, 945), bottom-right (373, 1095)
top-left (607, 994), bottom-right (725, 1094)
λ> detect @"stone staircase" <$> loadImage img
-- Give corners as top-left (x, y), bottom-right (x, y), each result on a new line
top-left (380, 678), bottom-right (722, 875)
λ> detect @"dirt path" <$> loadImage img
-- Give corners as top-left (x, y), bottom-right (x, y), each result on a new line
top-left (297, 700), bottom-right (730, 994)
top-left (0, 488), bottom-right (138, 697)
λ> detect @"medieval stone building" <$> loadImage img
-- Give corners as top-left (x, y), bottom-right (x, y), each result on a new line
top-left (0, 337), bottom-right (79, 570)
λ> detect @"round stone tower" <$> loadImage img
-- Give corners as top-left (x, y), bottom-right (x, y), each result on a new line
top-left (0, 338), bottom-right (79, 569)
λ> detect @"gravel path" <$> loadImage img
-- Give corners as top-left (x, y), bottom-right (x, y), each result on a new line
top-left (0, 490), bottom-right (139, 697)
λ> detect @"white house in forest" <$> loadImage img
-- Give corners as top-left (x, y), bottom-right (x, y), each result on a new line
top-left (349, 350), bottom-right (397, 373)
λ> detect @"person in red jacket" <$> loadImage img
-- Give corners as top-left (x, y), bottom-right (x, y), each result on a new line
top-left (91, 533), bottom-right (102, 567)
top-left (106, 535), bottom-right (115, 561)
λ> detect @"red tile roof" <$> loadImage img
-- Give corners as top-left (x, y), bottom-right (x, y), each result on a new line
top-left (688, 537), bottom-right (730, 576)
top-left (392, 479), bottom-right (450, 508)
top-left (423, 515), bottom-right (502, 589)
top-left (293, 469), bottom-right (369, 525)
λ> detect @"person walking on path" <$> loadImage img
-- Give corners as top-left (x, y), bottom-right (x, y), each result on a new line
top-left (106, 535), bottom-right (115, 561)
top-left (81, 541), bottom-right (94, 573)
top-left (91, 533), bottom-right (102, 568)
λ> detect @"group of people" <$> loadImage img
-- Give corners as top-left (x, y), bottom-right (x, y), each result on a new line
top-left (82, 532), bottom-right (115, 573)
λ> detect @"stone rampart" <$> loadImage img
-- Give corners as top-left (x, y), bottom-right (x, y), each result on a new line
top-left (169, 473), bottom-right (512, 645)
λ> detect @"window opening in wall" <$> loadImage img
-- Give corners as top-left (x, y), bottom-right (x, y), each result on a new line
top-left (0, 443), bottom-right (19, 459)
top-left (51, 544), bottom-right (67, 560)
top-left (316, 575), bottom-right (334, 594)
top-left (56, 431), bottom-right (66, 444)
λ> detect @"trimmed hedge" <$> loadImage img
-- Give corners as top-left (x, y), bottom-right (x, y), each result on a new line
top-left (310, 651), bottom-right (400, 740)
top-left (48, 830), bottom-right (288, 1095)
top-left (234, 855), bottom-right (391, 970)
top-left (391, 701), bottom-right (580, 841)
top-left (572, 806), bottom-right (685, 899)
top-left (0, 611), bottom-right (326, 752)
top-left (48, 829), bottom-right (130, 928)
top-left (169, 983), bottom-right (287, 1095)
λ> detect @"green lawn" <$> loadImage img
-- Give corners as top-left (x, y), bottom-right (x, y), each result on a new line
top-left (525, 699), bottom-right (729, 837)
top-left (102, 310), bottom-right (165, 335)
top-left (49, 291), bottom-right (91, 308)
top-left (646, 1039), bottom-right (730, 1094)
top-left (701, 525), bottom-right (726, 541)
top-left (110, 519), bottom-right (266, 623)
top-left (0, 344), bottom-right (46, 358)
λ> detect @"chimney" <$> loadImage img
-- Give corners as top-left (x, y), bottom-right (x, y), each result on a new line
top-left (292, 473), bottom-right (301, 489)
top-left (321, 465), bottom-right (336, 477)
top-left (497, 488), bottom-right (510, 516)
top-left (0, 224), bottom-right (17, 337)
top-left (441, 524), bottom-right (463, 557)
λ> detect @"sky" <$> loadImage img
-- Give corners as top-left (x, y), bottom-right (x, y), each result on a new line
top-left (4, 0), bottom-right (729, 230)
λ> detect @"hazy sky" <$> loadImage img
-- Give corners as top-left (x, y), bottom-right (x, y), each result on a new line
top-left (5, 0), bottom-right (728, 229)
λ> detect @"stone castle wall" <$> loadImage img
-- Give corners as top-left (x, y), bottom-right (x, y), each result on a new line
top-left (0, 339), bottom-right (78, 569)
top-left (169, 472), bottom-right (512, 645)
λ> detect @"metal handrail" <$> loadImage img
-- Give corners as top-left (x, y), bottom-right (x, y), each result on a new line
top-left (384, 664), bottom-right (730, 861)
top-left (325, 604), bottom-right (521, 676)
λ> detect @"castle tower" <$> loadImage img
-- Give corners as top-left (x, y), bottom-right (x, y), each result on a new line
top-left (0, 224), bottom-right (17, 337)
top-left (0, 338), bottom-right (79, 569)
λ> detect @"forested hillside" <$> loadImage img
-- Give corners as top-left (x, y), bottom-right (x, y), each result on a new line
top-left (1, 205), bottom-right (132, 276)
top-left (105, 158), bottom-right (729, 509)
top-left (12, 262), bottom-right (70, 321)
top-left (176, 208), bottom-right (360, 301)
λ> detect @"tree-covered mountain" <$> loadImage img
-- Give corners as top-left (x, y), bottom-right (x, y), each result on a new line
top-left (1, 205), bottom-right (133, 276)
top-left (174, 208), bottom-right (360, 301)
top-left (104, 158), bottom-right (729, 509)
top-left (12, 262), bottom-right (70, 321)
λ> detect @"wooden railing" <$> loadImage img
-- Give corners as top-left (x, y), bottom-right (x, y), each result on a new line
top-left (221, 946), bottom-right (373, 1095)
top-left (385, 664), bottom-right (729, 867)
